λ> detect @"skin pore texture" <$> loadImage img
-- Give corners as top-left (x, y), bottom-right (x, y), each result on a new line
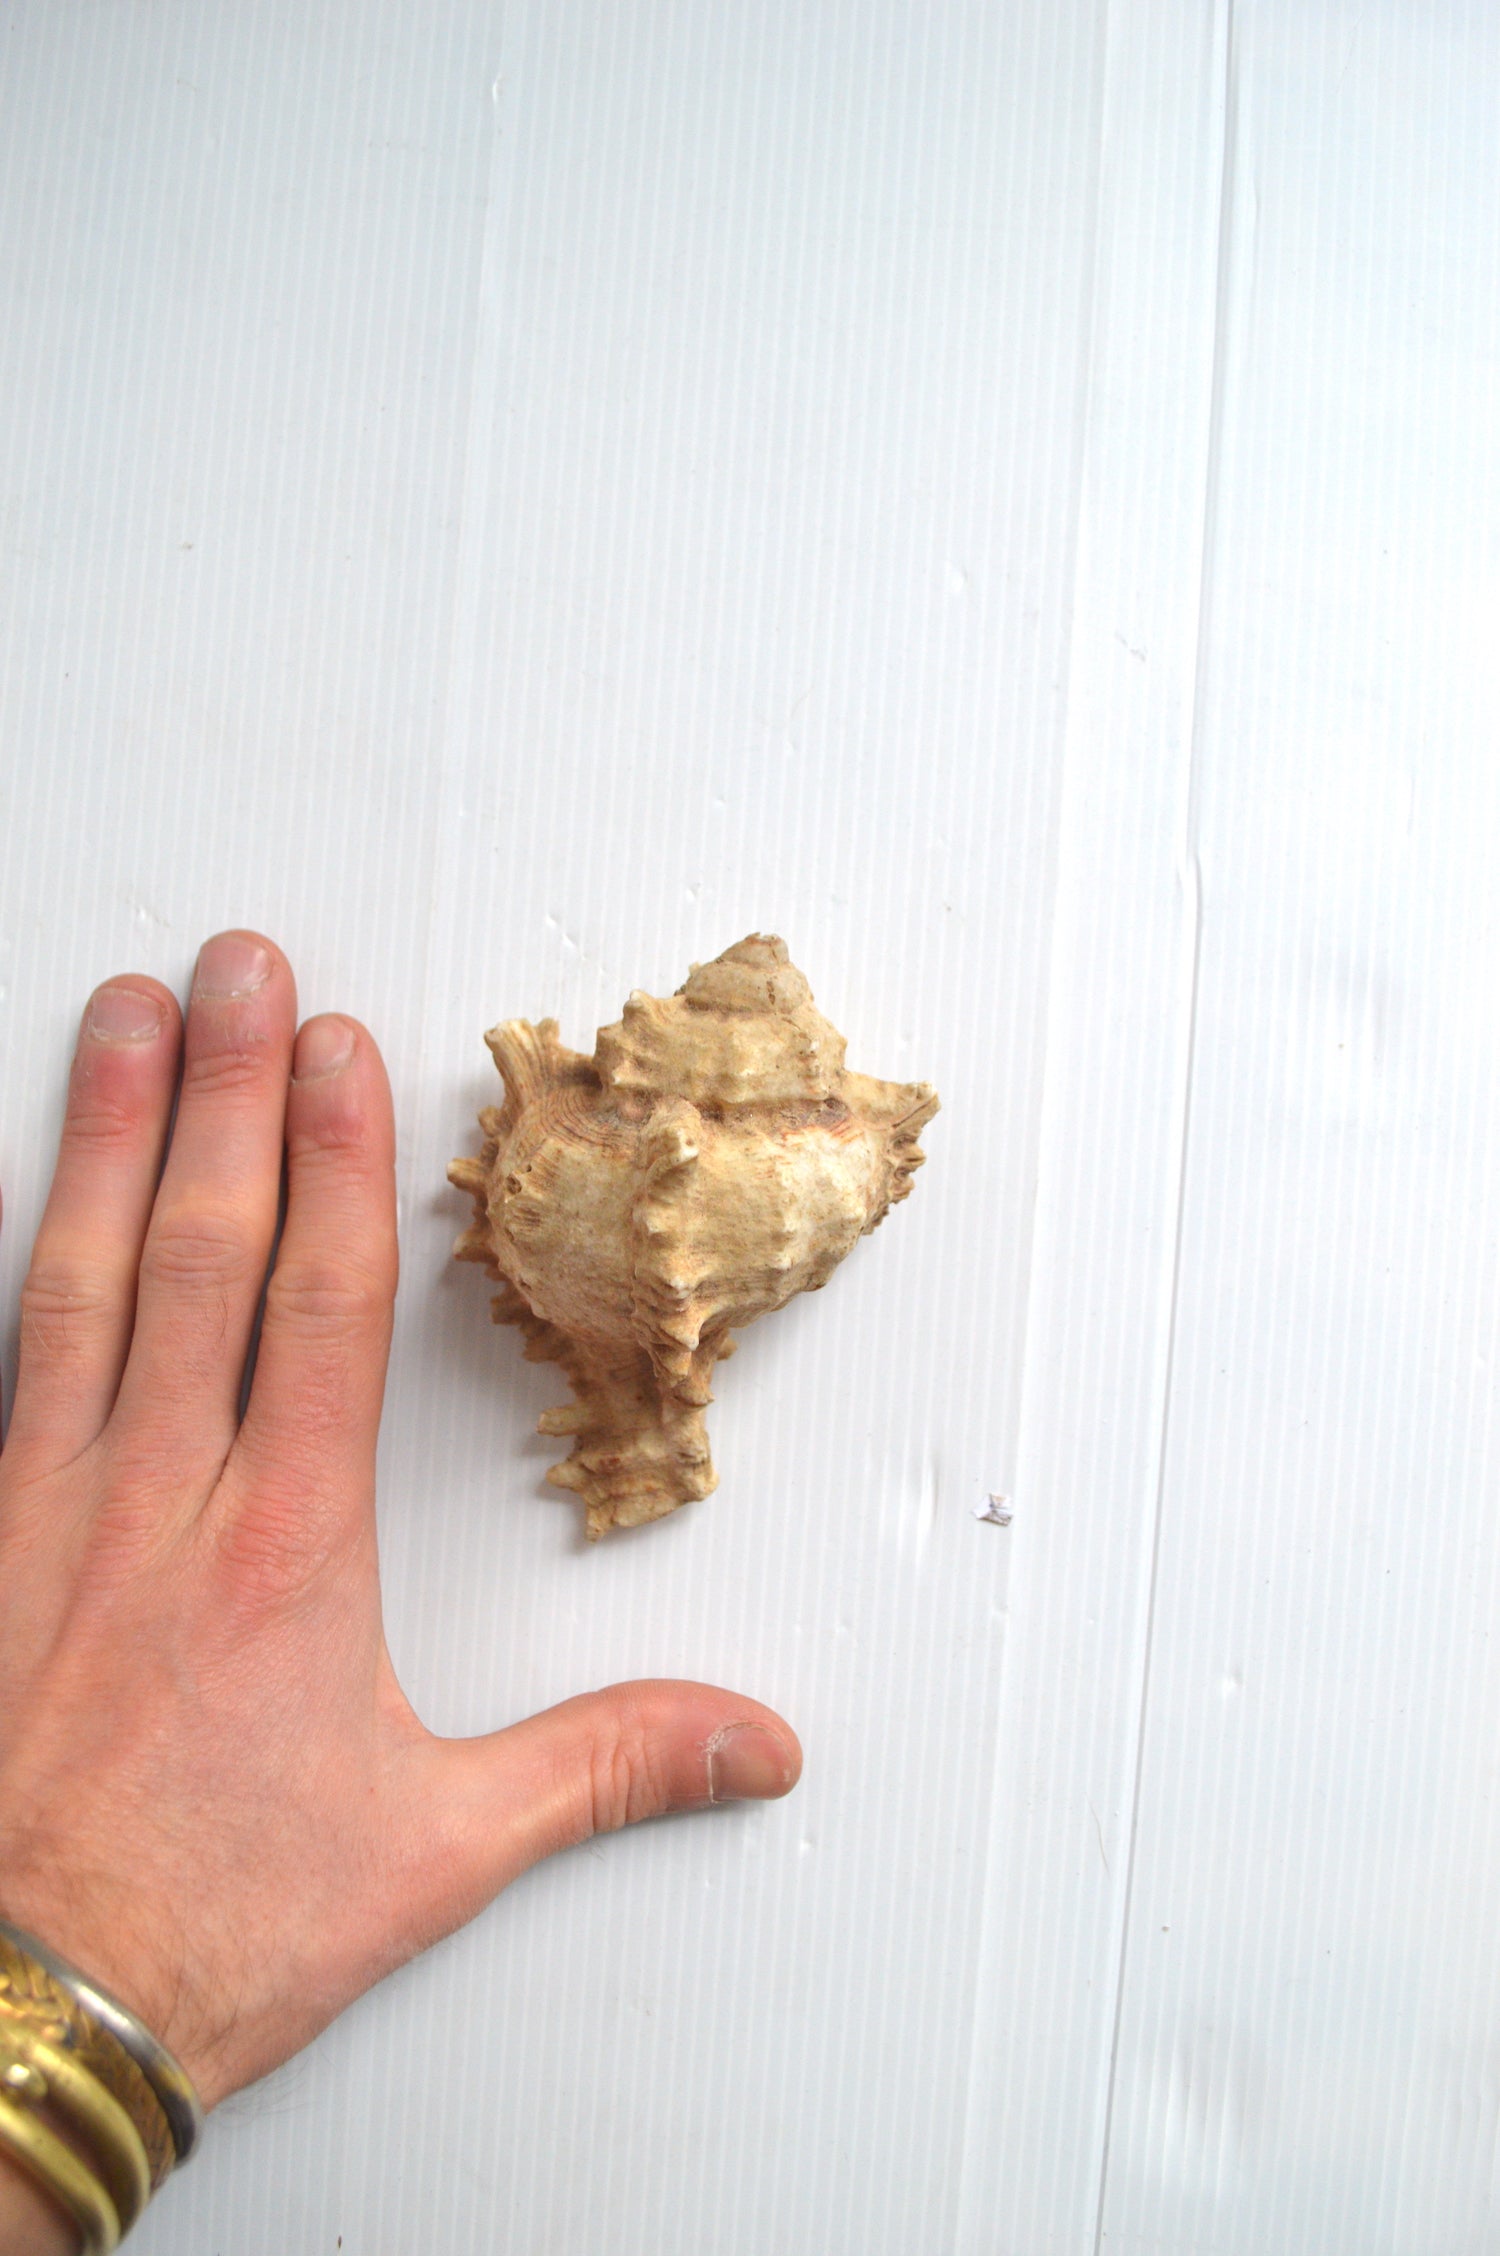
top-left (0, 933), bottom-right (800, 2253)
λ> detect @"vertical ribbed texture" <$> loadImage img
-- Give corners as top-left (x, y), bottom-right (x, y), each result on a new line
top-left (1098, 5), bottom-right (1500, 2251)
top-left (4, 4), bottom-right (1498, 2253)
top-left (956, 5), bottom-right (1230, 2244)
top-left (383, 7), bottom-right (1085, 2252)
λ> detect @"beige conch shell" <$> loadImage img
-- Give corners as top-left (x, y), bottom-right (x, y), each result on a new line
top-left (449, 935), bottom-right (939, 1540)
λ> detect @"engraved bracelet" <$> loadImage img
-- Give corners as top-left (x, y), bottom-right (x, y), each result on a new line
top-left (0, 1923), bottom-right (203, 2169)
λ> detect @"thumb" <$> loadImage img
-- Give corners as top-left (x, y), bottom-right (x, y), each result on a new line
top-left (424, 1678), bottom-right (802, 1911)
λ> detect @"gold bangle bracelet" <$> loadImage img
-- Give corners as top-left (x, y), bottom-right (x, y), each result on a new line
top-left (0, 2087), bottom-right (121, 2255)
top-left (0, 1926), bottom-right (199, 2172)
top-left (0, 1933), bottom-right (175, 2192)
top-left (7, 2035), bottom-right (152, 2238)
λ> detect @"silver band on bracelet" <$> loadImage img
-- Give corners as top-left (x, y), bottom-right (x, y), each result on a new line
top-left (0, 1921), bottom-right (204, 2166)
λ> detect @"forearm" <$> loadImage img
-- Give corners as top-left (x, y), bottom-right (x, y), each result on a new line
top-left (0, 2148), bottom-right (76, 2256)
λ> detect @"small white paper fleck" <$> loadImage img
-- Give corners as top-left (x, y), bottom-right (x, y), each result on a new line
top-left (974, 1494), bottom-right (1013, 1526)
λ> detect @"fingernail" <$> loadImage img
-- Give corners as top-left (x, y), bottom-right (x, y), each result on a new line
top-left (293, 1016), bottom-right (355, 1081)
top-left (86, 985), bottom-right (166, 1044)
top-left (705, 1723), bottom-right (795, 1804)
top-left (194, 934), bottom-right (272, 999)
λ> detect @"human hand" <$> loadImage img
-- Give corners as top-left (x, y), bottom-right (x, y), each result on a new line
top-left (0, 933), bottom-right (799, 2155)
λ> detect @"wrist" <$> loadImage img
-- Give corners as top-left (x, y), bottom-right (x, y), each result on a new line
top-left (0, 2141), bottom-right (78, 2256)
top-left (0, 1876), bottom-right (204, 2105)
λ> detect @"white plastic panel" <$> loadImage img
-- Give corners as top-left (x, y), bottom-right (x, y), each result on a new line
top-left (1100, 7), bottom-right (1500, 2250)
top-left (2, 5), bottom-right (1498, 2253)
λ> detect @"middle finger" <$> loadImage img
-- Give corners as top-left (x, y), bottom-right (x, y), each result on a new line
top-left (112, 930), bottom-right (297, 1475)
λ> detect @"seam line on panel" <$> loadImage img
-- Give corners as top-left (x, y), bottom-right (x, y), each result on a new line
top-left (950, 2), bottom-right (1116, 2237)
top-left (994, 0), bottom-right (1115, 1592)
top-left (1090, 4), bottom-right (1238, 2246)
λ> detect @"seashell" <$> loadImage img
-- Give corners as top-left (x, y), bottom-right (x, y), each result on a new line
top-left (449, 935), bottom-right (939, 1540)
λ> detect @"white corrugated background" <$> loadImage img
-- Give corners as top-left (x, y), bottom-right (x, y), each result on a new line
top-left (2, 5), bottom-right (1498, 2251)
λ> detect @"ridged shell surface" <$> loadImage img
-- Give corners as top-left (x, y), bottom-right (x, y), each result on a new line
top-left (450, 935), bottom-right (938, 1540)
